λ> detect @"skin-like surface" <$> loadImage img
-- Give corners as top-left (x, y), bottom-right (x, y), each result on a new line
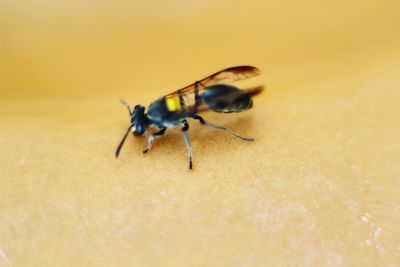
top-left (1, 0), bottom-right (400, 266)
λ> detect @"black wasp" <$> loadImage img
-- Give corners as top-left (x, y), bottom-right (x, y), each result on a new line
top-left (115, 65), bottom-right (263, 169)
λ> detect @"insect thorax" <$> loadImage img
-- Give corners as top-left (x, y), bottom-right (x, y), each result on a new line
top-left (146, 97), bottom-right (187, 128)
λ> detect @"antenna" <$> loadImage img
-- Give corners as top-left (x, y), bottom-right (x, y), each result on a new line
top-left (120, 99), bottom-right (132, 116)
top-left (115, 125), bottom-right (133, 158)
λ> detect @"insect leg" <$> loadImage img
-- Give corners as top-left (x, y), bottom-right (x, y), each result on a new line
top-left (143, 128), bottom-right (166, 154)
top-left (192, 115), bottom-right (254, 142)
top-left (181, 120), bottom-right (193, 170)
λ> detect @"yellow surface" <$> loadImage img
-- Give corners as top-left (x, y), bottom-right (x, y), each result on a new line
top-left (1, 0), bottom-right (400, 266)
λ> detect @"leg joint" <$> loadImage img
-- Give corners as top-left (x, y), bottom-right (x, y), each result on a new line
top-left (192, 115), bottom-right (205, 124)
top-left (181, 120), bottom-right (189, 131)
top-left (154, 128), bottom-right (166, 136)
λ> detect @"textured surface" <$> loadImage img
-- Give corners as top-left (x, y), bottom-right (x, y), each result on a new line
top-left (1, 0), bottom-right (400, 266)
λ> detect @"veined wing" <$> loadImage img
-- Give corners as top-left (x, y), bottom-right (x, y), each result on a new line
top-left (165, 65), bottom-right (260, 97)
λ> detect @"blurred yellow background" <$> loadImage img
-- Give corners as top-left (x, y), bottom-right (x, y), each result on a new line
top-left (1, 0), bottom-right (400, 266)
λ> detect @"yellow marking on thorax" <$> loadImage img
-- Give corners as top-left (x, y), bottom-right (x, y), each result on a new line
top-left (166, 96), bottom-right (182, 112)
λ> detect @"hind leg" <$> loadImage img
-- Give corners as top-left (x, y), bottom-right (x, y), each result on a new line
top-left (192, 115), bottom-right (254, 142)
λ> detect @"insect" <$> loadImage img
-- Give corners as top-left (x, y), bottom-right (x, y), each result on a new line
top-left (115, 65), bottom-right (263, 169)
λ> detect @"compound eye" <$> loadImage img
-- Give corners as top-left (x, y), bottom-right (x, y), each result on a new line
top-left (132, 123), bottom-right (145, 136)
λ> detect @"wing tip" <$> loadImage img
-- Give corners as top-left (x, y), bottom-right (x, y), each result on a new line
top-left (245, 85), bottom-right (264, 97)
top-left (227, 65), bottom-right (261, 77)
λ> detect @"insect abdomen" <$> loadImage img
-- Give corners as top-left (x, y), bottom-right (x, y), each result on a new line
top-left (202, 84), bottom-right (253, 113)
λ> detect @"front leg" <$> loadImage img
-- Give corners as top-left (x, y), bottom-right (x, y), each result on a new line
top-left (181, 120), bottom-right (193, 170)
top-left (143, 128), bottom-right (166, 154)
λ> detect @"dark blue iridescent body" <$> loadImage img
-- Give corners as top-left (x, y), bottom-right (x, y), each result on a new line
top-left (116, 66), bottom-right (262, 169)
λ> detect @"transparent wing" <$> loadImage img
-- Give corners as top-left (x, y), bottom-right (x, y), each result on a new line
top-left (165, 65), bottom-right (260, 97)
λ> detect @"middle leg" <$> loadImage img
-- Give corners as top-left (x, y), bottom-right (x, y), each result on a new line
top-left (181, 120), bottom-right (193, 170)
